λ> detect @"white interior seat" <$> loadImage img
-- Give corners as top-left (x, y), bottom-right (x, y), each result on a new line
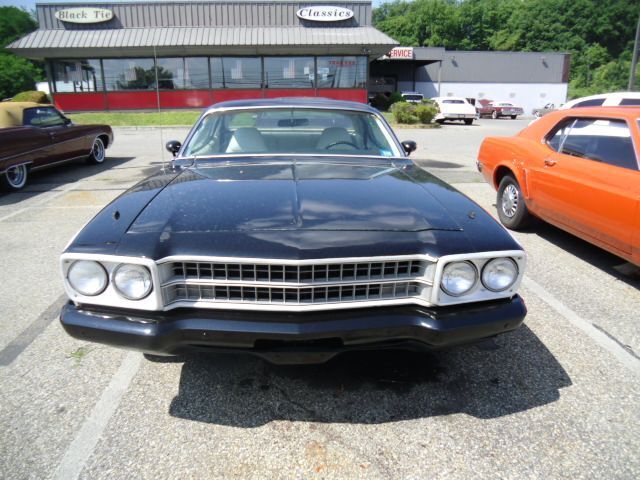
top-left (316, 127), bottom-right (353, 150)
top-left (226, 127), bottom-right (267, 153)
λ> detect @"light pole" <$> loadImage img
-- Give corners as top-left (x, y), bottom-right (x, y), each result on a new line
top-left (629, 12), bottom-right (640, 91)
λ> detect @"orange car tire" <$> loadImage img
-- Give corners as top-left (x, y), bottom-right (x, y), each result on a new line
top-left (497, 175), bottom-right (531, 230)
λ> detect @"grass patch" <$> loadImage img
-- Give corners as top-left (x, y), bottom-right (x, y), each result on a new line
top-left (68, 110), bottom-right (201, 126)
top-left (66, 345), bottom-right (92, 363)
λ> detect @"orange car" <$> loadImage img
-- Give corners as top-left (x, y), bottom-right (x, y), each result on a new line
top-left (477, 107), bottom-right (640, 266)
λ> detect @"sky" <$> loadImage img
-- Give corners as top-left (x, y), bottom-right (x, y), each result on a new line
top-left (2, 0), bottom-right (387, 14)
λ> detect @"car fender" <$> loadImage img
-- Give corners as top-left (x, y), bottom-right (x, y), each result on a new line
top-left (478, 137), bottom-right (530, 197)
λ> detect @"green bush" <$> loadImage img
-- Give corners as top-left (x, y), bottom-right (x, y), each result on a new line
top-left (11, 90), bottom-right (49, 103)
top-left (391, 102), bottom-right (419, 124)
top-left (388, 91), bottom-right (404, 105)
top-left (370, 93), bottom-right (391, 111)
top-left (415, 104), bottom-right (437, 124)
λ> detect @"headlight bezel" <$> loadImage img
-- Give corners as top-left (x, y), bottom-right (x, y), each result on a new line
top-left (61, 254), bottom-right (160, 311)
top-left (440, 260), bottom-right (479, 297)
top-left (66, 260), bottom-right (109, 297)
top-left (432, 251), bottom-right (525, 306)
top-left (481, 257), bottom-right (519, 292)
top-left (112, 263), bottom-right (153, 300)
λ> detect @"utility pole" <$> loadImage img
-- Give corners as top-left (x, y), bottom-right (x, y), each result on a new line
top-left (629, 12), bottom-right (640, 91)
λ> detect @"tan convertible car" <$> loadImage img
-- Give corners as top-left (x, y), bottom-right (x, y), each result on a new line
top-left (0, 102), bottom-right (113, 191)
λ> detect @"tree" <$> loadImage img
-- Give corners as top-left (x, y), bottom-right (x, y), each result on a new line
top-left (373, 0), bottom-right (640, 97)
top-left (0, 53), bottom-right (41, 100)
top-left (0, 6), bottom-right (42, 99)
top-left (0, 6), bottom-right (37, 48)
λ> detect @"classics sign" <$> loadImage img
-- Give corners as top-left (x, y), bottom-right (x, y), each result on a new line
top-left (55, 8), bottom-right (114, 24)
top-left (296, 6), bottom-right (354, 22)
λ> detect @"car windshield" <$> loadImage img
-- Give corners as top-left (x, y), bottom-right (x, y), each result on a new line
top-left (181, 108), bottom-right (401, 158)
top-left (403, 94), bottom-right (423, 101)
top-left (497, 103), bottom-right (513, 106)
top-left (442, 99), bottom-right (465, 104)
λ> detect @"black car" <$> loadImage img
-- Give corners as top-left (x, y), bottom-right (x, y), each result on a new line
top-left (59, 98), bottom-right (526, 364)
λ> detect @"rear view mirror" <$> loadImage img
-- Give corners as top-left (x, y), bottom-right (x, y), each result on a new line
top-left (166, 140), bottom-right (181, 157)
top-left (401, 140), bottom-right (417, 155)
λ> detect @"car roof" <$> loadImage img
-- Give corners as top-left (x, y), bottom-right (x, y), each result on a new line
top-left (549, 106), bottom-right (640, 118)
top-left (205, 97), bottom-right (379, 114)
top-left (0, 102), bottom-right (53, 128)
top-left (432, 96), bottom-right (467, 101)
top-left (563, 91), bottom-right (640, 108)
top-left (524, 106), bottom-right (640, 137)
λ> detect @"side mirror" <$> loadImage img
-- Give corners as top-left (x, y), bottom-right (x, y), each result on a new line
top-left (166, 140), bottom-right (181, 157)
top-left (401, 140), bottom-right (417, 156)
top-left (63, 117), bottom-right (72, 126)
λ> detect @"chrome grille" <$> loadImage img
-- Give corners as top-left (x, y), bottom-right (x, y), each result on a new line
top-left (159, 257), bottom-right (434, 310)
top-left (163, 281), bottom-right (423, 306)
top-left (168, 259), bottom-right (424, 284)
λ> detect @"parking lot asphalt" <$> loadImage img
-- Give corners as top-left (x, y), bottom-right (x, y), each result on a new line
top-left (1, 118), bottom-right (638, 479)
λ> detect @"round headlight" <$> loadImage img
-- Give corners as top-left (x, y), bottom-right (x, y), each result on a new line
top-left (67, 260), bottom-right (108, 296)
top-left (482, 258), bottom-right (518, 292)
top-left (113, 264), bottom-right (152, 300)
top-left (441, 261), bottom-right (477, 296)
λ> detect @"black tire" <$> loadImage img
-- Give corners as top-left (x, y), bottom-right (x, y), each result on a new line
top-left (464, 118), bottom-right (473, 125)
top-left (435, 119), bottom-right (444, 124)
top-left (87, 137), bottom-right (106, 164)
top-left (491, 110), bottom-right (498, 119)
top-left (497, 174), bottom-right (531, 230)
top-left (1, 164), bottom-right (28, 191)
top-left (510, 115), bottom-right (517, 120)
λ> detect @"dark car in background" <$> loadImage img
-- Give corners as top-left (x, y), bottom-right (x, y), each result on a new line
top-left (477, 100), bottom-right (524, 119)
top-left (0, 102), bottom-right (113, 191)
top-left (59, 98), bottom-right (526, 365)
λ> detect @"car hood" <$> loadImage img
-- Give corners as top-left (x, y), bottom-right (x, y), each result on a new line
top-left (126, 159), bottom-right (463, 234)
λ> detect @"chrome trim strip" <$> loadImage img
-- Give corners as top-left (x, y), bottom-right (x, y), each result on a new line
top-left (160, 278), bottom-right (434, 288)
top-left (155, 253), bottom-right (438, 265)
top-left (161, 297), bottom-right (433, 313)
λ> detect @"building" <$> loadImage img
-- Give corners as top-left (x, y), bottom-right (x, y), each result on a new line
top-left (8, 1), bottom-right (397, 111)
top-left (372, 47), bottom-right (570, 115)
top-left (8, 2), bottom-right (570, 114)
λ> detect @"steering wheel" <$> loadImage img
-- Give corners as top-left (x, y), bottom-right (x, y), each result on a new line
top-left (325, 141), bottom-right (359, 150)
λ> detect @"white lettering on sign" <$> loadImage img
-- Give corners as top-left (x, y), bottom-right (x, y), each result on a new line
top-left (55, 8), bottom-right (114, 24)
top-left (389, 47), bottom-right (414, 59)
top-left (296, 6), bottom-right (354, 22)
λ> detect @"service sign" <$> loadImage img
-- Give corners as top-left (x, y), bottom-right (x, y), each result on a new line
top-left (55, 8), bottom-right (114, 24)
top-left (296, 6), bottom-right (354, 22)
top-left (389, 47), bottom-right (414, 59)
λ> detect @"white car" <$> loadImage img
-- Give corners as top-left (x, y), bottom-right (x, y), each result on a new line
top-left (560, 91), bottom-right (640, 109)
top-left (431, 97), bottom-right (476, 125)
top-left (401, 92), bottom-right (424, 103)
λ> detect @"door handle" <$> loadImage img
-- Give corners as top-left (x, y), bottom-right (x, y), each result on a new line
top-left (544, 158), bottom-right (557, 167)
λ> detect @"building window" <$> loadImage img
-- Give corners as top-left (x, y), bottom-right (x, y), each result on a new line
top-left (156, 58), bottom-right (185, 89)
top-left (185, 57), bottom-right (210, 89)
top-left (52, 59), bottom-right (103, 93)
top-left (211, 57), bottom-right (262, 89)
top-left (153, 57), bottom-right (209, 89)
top-left (316, 56), bottom-right (367, 89)
top-left (103, 58), bottom-right (155, 91)
top-left (264, 57), bottom-right (315, 89)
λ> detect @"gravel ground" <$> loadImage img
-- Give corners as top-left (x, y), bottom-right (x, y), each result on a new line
top-left (0, 119), bottom-right (638, 480)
